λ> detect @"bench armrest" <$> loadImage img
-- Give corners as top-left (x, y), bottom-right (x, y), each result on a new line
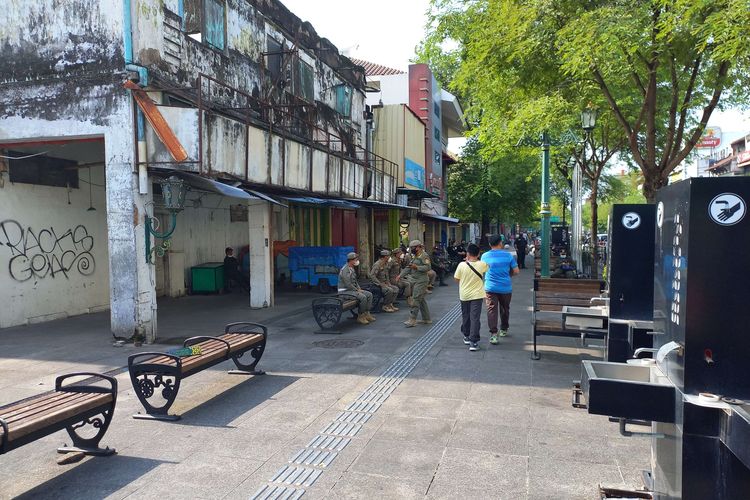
top-left (55, 372), bottom-right (118, 395)
top-left (184, 335), bottom-right (231, 355)
top-left (224, 322), bottom-right (268, 337)
top-left (128, 351), bottom-right (182, 370)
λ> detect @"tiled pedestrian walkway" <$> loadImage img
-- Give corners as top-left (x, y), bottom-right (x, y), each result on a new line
top-left (0, 270), bottom-right (649, 499)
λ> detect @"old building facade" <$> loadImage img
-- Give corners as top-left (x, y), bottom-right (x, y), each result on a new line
top-left (0, 0), bottom-right (401, 339)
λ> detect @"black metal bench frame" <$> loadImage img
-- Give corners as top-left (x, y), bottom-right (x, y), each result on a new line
top-left (0, 372), bottom-right (117, 456)
top-left (127, 322), bottom-right (267, 421)
top-left (312, 292), bottom-right (361, 334)
top-left (532, 279), bottom-right (606, 360)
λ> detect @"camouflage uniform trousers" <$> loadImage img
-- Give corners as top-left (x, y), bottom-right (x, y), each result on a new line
top-left (409, 280), bottom-right (431, 321)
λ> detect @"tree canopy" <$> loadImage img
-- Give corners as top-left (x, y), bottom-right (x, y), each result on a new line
top-left (417, 0), bottom-right (750, 201)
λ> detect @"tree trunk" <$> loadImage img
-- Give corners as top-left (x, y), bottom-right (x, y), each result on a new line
top-left (642, 169), bottom-right (668, 203)
top-left (590, 183), bottom-right (599, 279)
top-left (480, 209), bottom-right (490, 246)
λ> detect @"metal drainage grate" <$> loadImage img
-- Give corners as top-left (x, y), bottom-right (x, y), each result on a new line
top-left (251, 304), bottom-right (462, 500)
top-left (312, 339), bottom-right (365, 349)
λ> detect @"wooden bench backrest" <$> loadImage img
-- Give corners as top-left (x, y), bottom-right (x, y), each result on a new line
top-left (533, 278), bottom-right (605, 312)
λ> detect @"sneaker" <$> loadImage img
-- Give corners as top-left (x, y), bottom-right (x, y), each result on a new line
top-left (490, 334), bottom-right (499, 345)
top-left (499, 330), bottom-right (508, 337)
top-left (403, 318), bottom-right (417, 328)
top-left (469, 342), bottom-right (480, 351)
top-left (463, 336), bottom-right (470, 345)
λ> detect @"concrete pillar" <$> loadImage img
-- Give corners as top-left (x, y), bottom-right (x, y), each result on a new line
top-left (105, 108), bottom-right (157, 342)
top-left (357, 207), bottom-right (371, 270)
top-left (408, 213), bottom-right (421, 244)
top-left (248, 201), bottom-right (273, 308)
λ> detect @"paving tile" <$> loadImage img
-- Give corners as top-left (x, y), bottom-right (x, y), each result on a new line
top-left (380, 394), bottom-right (465, 420)
top-left (373, 416), bottom-right (454, 446)
top-left (426, 447), bottom-right (528, 499)
top-left (349, 438), bottom-right (444, 486)
top-left (528, 429), bottom-right (616, 465)
top-left (325, 471), bottom-right (426, 499)
top-left (458, 400), bottom-right (532, 427)
top-left (527, 457), bottom-right (624, 500)
top-left (448, 420), bottom-right (529, 456)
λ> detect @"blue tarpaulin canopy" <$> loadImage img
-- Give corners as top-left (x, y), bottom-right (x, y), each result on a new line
top-left (284, 196), bottom-right (360, 209)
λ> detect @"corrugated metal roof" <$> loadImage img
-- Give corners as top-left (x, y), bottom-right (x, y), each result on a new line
top-left (350, 58), bottom-right (406, 76)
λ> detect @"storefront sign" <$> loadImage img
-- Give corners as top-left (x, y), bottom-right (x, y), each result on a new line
top-left (696, 127), bottom-right (722, 148)
top-left (737, 150), bottom-right (750, 167)
top-left (405, 157), bottom-right (425, 190)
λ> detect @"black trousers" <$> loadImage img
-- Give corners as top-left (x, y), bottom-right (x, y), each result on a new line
top-left (516, 250), bottom-right (526, 268)
top-left (460, 299), bottom-right (483, 343)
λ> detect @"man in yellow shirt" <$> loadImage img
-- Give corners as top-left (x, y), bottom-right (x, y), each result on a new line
top-left (453, 244), bottom-right (489, 351)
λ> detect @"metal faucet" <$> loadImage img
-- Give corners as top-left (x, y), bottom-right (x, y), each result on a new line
top-left (633, 347), bottom-right (658, 358)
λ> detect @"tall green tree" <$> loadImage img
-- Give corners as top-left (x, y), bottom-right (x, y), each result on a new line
top-left (418, 0), bottom-right (750, 201)
top-left (447, 137), bottom-right (539, 242)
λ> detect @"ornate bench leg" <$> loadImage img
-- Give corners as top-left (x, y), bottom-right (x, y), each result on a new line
top-left (128, 353), bottom-right (182, 421)
top-left (312, 299), bottom-right (344, 334)
top-left (59, 407), bottom-right (116, 456)
top-left (229, 339), bottom-right (267, 376)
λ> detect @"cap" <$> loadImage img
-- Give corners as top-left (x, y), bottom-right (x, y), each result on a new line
top-left (409, 239), bottom-right (423, 247)
top-left (380, 249), bottom-right (391, 257)
top-left (347, 252), bottom-right (358, 261)
top-left (392, 247), bottom-right (403, 254)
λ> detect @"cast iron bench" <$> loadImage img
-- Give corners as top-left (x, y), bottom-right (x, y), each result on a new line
top-left (128, 322), bottom-right (267, 421)
top-left (532, 278), bottom-right (606, 360)
top-left (312, 292), bottom-right (361, 334)
top-left (0, 372), bottom-right (117, 457)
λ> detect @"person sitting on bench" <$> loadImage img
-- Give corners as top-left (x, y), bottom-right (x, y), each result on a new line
top-left (338, 252), bottom-right (376, 325)
top-left (551, 251), bottom-right (577, 279)
top-left (224, 247), bottom-right (249, 291)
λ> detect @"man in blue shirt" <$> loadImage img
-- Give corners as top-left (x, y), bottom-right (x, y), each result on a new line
top-left (481, 234), bottom-right (520, 344)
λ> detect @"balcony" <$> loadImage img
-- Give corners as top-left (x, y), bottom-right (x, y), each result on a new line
top-left (139, 74), bottom-right (397, 202)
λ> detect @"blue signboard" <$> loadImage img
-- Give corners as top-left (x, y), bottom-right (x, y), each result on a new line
top-left (405, 157), bottom-right (425, 189)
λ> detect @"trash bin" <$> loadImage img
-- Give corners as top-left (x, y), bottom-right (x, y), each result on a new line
top-left (191, 262), bottom-right (225, 294)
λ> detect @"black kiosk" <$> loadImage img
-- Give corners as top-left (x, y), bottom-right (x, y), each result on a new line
top-left (581, 178), bottom-right (750, 499)
top-left (606, 204), bottom-right (656, 362)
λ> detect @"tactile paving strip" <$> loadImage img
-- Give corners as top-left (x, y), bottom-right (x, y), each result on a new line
top-left (250, 304), bottom-right (461, 499)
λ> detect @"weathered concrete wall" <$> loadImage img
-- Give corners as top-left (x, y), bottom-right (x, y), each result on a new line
top-left (0, 0), bottom-right (125, 84)
top-left (162, 192), bottom-right (250, 288)
top-left (0, 165), bottom-right (109, 328)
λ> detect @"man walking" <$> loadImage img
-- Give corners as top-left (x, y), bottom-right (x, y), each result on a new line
top-left (454, 244), bottom-right (488, 351)
top-left (514, 233), bottom-right (528, 269)
top-left (370, 250), bottom-right (399, 312)
top-left (482, 234), bottom-right (520, 344)
top-left (402, 240), bottom-right (432, 327)
top-left (338, 252), bottom-right (376, 325)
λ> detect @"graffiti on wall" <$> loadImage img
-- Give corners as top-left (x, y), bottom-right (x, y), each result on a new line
top-left (0, 220), bottom-right (96, 282)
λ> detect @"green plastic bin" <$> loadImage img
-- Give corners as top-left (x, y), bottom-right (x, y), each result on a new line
top-left (191, 262), bottom-right (225, 294)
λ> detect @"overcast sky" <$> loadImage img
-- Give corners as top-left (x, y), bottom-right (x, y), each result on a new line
top-left (279, 0), bottom-right (430, 71)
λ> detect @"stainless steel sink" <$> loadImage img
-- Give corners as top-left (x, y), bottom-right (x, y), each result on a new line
top-left (581, 360), bottom-right (676, 423)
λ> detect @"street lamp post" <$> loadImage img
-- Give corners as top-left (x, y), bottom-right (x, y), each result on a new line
top-left (579, 107), bottom-right (598, 276)
top-left (517, 130), bottom-right (578, 277)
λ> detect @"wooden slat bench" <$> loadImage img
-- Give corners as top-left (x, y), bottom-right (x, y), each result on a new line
top-left (532, 278), bottom-right (606, 359)
top-left (311, 292), bottom-right (361, 334)
top-left (128, 322), bottom-right (267, 421)
top-left (0, 372), bottom-right (117, 457)
top-left (534, 256), bottom-right (560, 278)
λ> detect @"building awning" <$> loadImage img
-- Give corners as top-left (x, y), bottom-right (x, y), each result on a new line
top-left (169, 172), bottom-right (253, 200)
top-left (396, 187), bottom-right (438, 199)
top-left (284, 196), bottom-right (361, 209)
top-left (245, 189), bottom-right (288, 207)
top-left (419, 212), bottom-right (460, 223)
top-left (345, 199), bottom-right (414, 210)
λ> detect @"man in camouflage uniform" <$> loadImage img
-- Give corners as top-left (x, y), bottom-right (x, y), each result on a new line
top-left (369, 249), bottom-right (399, 312)
top-left (389, 248), bottom-right (413, 307)
top-left (338, 252), bottom-right (376, 325)
top-left (402, 240), bottom-right (432, 327)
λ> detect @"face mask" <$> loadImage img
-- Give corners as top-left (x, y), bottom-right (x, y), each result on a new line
top-left (354, 260), bottom-right (360, 267)
top-left (400, 254), bottom-right (404, 260)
